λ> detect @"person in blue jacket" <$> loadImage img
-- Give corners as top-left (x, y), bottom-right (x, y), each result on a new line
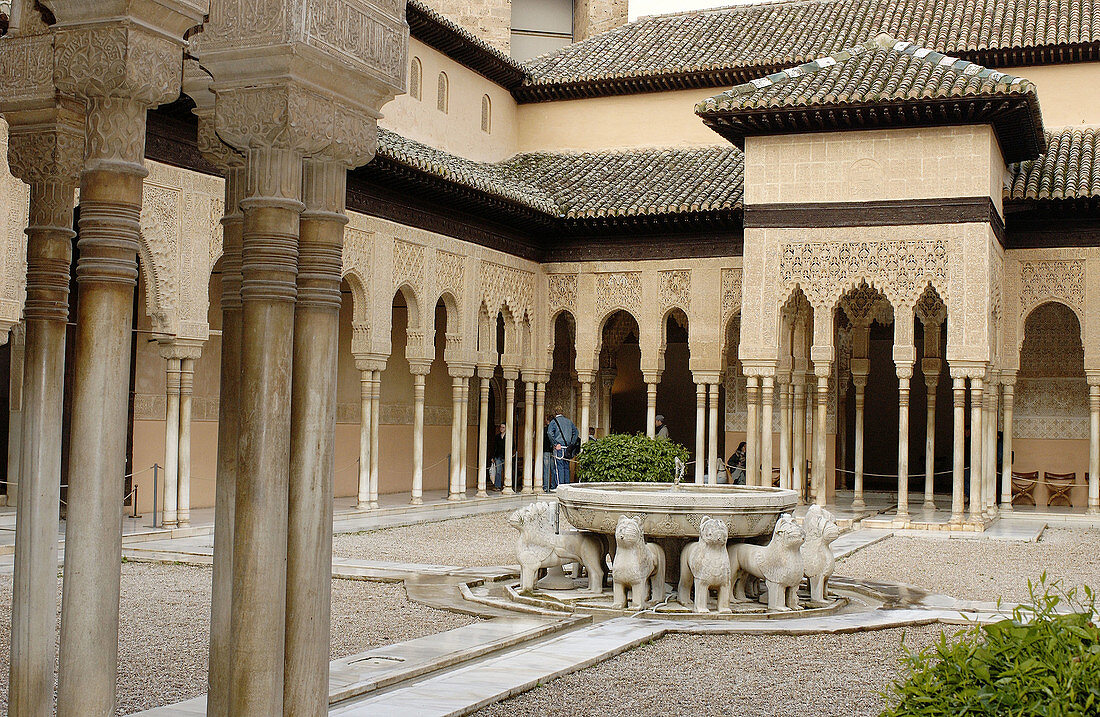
top-left (546, 406), bottom-right (578, 490)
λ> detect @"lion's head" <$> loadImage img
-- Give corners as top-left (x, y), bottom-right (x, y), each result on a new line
top-left (803, 504), bottom-right (841, 544)
top-left (698, 516), bottom-right (728, 546)
top-left (773, 513), bottom-right (804, 549)
top-left (615, 515), bottom-right (645, 547)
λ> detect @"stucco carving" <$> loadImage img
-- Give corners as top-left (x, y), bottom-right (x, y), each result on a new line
top-left (595, 271), bottom-right (641, 319)
top-left (436, 249), bottom-right (466, 302)
top-left (720, 267), bottom-right (742, 324)
top-left (1019, 259), bottom-right (1085, 319)
top-left (658, 269), bottom-right (690, 313)
top-left (547, 273), bottom-right (578, 315)
top-left (393, 238), bottom-right (426, 293)
top-left (139, 182), bottom-right (181, 334)
top-left (482, 260), bottom-right (534, 320)
top-left (1016, 302), bottom-right (1088, 439)
top-left (343, 226), bottom-right (373, 354)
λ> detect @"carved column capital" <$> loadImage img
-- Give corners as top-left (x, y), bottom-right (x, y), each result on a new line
top-left (408, 361), bottom-right (432, 377)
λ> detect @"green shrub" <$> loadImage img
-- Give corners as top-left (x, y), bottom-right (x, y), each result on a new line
top-left (882, 575), bottom-right (1100, 716)
top-left (574, 433), bottom-right (690, 483)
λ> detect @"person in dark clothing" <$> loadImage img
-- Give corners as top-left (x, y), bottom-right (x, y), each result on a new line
top-left (489, 422), bottom-right (506, 490)
top-left (727, 441), bottom-right (747, 485)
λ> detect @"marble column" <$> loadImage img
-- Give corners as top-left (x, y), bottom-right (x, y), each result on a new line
top-left (950, 375), bottom-right (967, 524)
top-left (5, 326), bottom-right (23, 511)
top-left (534, 379), bottom-right (546, 492)
top-left (57, 55), bottom-right (189, 715)
top-left (694, 382), bottom-right (706, 484)
top-left (792, 373), bottom-right (806, 501)
top-left (503, 373), bottom-right (517, 495)
top-left (745, 376), bottom-right (759, 486)
top-left (459, 378), bottom-right (470, 496)
top-left (760, 376), bottom-right (774, 486)
top-left (369, 369), bottom-right (382, 508)
top-left (923, 363), bottom-right (940, 510)
top-left (285, 158), bottom-right (348, 715)
top-left (895, 364), bottom-right (913, 522)
top-left (1000, 374), bottom-right (1015, 511)
top-left (448, 375), bottom-right (464, 500)
top-left (178, 355), bottom-right (196, 527)
top-left (522, 378), bottom-right (535, 493)
top-left (707, 382), bottom-right (719, 486)
top-left (410, 365), bottom-right (430, 504)
top-left (850, 371), bottom-right (867, 509)
top-left (969, 376), bottom-right (985, 524)
top-left (1088, 376), bottom-right (1100, 514)
top-left (984, 378), bottom-right (998, 517)
top-left (476, 367), bottom-right (492, 497)
top-left (357, 369), bottom-right (372, 508)
top-left (645, 374), bottom-right (658, 438)
top-left (578, 374), bottom-right (594, 443)
top-left (778, 374), bottom-right (791, 490)
top-left (162, 355), bottom-right (182, 527)
top-left (813, 372), bottom-right (829, 507)
top-left (3, 108), bottom-right (82, 717)
top-left (806, 384), bottom-right (815, 501)
top-left (600, 371), bottom-right (615, 437)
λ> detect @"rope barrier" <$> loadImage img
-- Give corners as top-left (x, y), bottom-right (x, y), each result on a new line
top-left (833, 466), bottom-right (955, 479)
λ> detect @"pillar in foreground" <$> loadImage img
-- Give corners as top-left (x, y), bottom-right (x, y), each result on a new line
top-left (578, 373), bottom-right (594, 443)
top-left (448, 374), bottom-right (464, 500)
top-left (922, 361), bottom-right (941, 510)
top-left (522, 377), bottom-right (535, 493)
top-left (644, 373), bottom-right (658, 439)
top-left (777, 373), bottom-right (791, 490)
top-left (162, 354), bottom-right (181, 527)
top-left (476, 365), bottom-right (493, 497)
top-left (1088, 375), bottom-right (1100, 514)
top-left (3, 98), bottom-right (83, 717)
top-left (813, 370), bottom-right (829, 507)
top-left (1000, 373), bottom-right (1015, 511)
top-left (895, 363), bottom-right (913, 523)
top-left (410, 363), bottom-right (430, 504)
top-left (792, 372), bottom-right (806, 500)
top-left (950, 374), bottom-right (967, 525)
top-left (370, 369), bottom-right (382, 507)
top-left (357, 367), bottom-right (372, 508)
top-left (707, 381), bottom-right (720, 485)
top-left (968, 376), bottom-right (985, 524)
top-left (760, 375), bottom-right (774, 486)
top-left (850, 370), bottom-right (868, 509)
top-left (177, 354), bottom-right (197, 527)
top-left (694, 382), bottom-right (706, 484)
top-left (502, 372), bottom-right (517, 495)
top-left (745, 375), bottom-right (759, 486)
top-left (533, 378), bottom-right (547, 491)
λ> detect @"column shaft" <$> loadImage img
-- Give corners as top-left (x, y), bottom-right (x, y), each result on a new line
top-left (745, 376), bottom-right (759, 486)
top-left (707, 383), bottom-right (719, 485)
top-left (694, 383), bottom-right (705, 484)
top-left (579, 380), bottom-right (592, 443)
top-left (178, 357), bottom-right (194, 527)
top-left (477, 376), bottom-right (490, 497)
top-left (1001, 382), bottom-right (1015, 510)
top-left (503, 378), bottom-right (515, 495)
top-left (411, 373), bottom-right (426, 504)
top-left (792, 380), bottom-right (806, 500)
top-left (163, 357), bottom-right (181, 527)
top-left (357, 372), bottom-right (371, 507)
top-left (924, 374), bottom-right (939, 510)
top-left (968, 378), bottom-right (984, 523)
top-left (522, 380), bottom-right (535, 494)
top-left (369, 371), bottom-right (381, 507)
top-left (58, 99), bottom-right (148, 715)
top-left (951, 378), bottom-right (966, 524)
top-left (1089, 383), bottom-right (1100, 513)
top-left (208, 165), bottom-right (244, 717)
top-left (778, 379), bottom-right (791, 490)
top-left (534, 382), bottom-right (546, 492)
top-left (985, 384), bottom-right (998, 515)
top-left (806, 386), bottom-right (815, 501)
top-left (9, 177), bottom-right (75, 717)
top-left (760, 377), bottom-right (774, 486)
top-left (813, 375), bottom-right (828, 507)
top-left (852, 380), bottom-right (866, 509)
top-left (448, 377), bottom-right (463, 500)
top-left (459, 380), bottom-right (470, 496)
top-left (645, 382), bottom-right (657, 438)
top-left (896, 372), bottom-right (911, 521)
top-left (227, 147), bottom-right (303, 715)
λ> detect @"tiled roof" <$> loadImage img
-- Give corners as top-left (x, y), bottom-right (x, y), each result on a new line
top-left (374, 129), bottom-right (744, 219)
top-left (406, 0), bottom-right (527, 89)
top-left (1008, 127), bottom-right (1100, 200)
top-left (697, 35), bottom-right (1035, 113)
top-left (519, 0), bottom-right (1100, 98)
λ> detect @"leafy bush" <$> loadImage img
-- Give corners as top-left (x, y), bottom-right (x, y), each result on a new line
top-left (882, 576), bottom-right (1100, 716)
top-left (574, 433), bottom-right (690, 483)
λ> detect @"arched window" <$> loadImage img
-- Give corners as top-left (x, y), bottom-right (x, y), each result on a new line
top-left (409, 56), bottom-right (422, 101)
top-left (436, 71), bottom-right (448, 113)
top-left (481, 94), bottom-right (491, 133)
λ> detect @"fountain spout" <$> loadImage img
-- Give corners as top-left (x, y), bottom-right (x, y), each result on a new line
top-left (671, 457), bottom-right (686, 491)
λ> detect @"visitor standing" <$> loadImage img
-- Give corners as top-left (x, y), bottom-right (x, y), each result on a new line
top-left (655, 414), bottom-right (669, 440)
top-left (727, 441), bottom-right (747, 485)
top-left (489, 422), bottom-right (506, 490)
top-left (547, 406), bottom-right (579, 489)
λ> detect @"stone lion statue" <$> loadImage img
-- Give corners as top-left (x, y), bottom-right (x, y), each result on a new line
top-left (728, 513), bottom-right (805, 612)
top-left (508, 502), bottom-right (605, 594)
top-left (800, 504), bottom-right (841, 603)
top-left (677, 516), bottom-right (731, 614)
top-left (611, 516), bottom-right (666, 609)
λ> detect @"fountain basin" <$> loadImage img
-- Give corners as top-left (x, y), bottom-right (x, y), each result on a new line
top-left (556, 482), bottom-right (798, 539)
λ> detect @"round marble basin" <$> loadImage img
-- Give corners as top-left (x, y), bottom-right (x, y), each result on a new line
top-left (556, 482), bottom-right (798, 539)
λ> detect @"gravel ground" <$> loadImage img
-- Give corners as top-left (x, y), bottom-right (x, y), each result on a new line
top-left (0, 562), bottom-right (475, 715)
top-left (332, 511), bottom-right (517, 566)
top-left (477, 625), bottom-right (952, 717)
top-left (837, 527), bottom-right (1100, 602)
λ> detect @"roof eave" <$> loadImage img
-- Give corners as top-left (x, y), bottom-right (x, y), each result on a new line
top-left (407, 1), bottom-right (527, 90)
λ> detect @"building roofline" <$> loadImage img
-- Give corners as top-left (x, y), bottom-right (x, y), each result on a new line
top-left (406, 0), bottom-right (527, 90)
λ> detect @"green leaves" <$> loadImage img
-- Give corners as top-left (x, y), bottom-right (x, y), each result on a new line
top-left (574, 433), bottom-right (691, 483)
top-left (881, 576), bottom-right (1100, 716)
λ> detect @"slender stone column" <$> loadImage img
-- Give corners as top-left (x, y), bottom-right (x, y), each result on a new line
top-left (895, 365), bottom-right (913, 523)
top-left (950, 375), bottom-right (967, 524)
top-left (1000, 375), bottom-right (1015, 511)
top-left (745, 375), bottom-right (759, 486)
top-left (370, 370), bottom-right (382, 507)
top-left (600, 372), bottom-right (615, 437)
top-left (760, 376), bottom-right (774, 486)
top-left (4, 108), bottom-right (83, 717)
top-left (178, 355), bottom-right (196, 527)
top-left (813, 372), bottom-right (829, 507)
top-left (57, 86), bottom-right (186, 717)
top-left (707, 382), bottom-right (719, 485)
top-left (644, 374), bottom-right (658, 438)
top-left (806, 384), bottom-right (815, 501)
top-left (503, 373), bottom-right (517, 495)
top-left (778, 374), bottom-right (791, 490)
top-left (284, 158), bottom-right (349, 715)
top-left (476, 367), bottom-right (492, 497)
top-left (984, 379), bottom-right (998, 517)
top-left (162, 355), bottom-right (181, 527)
top-left (792, 373), bottom-right (806, 500)
top-left (969, 376), bottom-right (985, 524)
top-left (357, 369), bottom-right (371, 507)
top-left (534, 379), bottom-right (547, 492)
top-left (459, 378), bottom-right (470, 496)
top-left (1088, 376), bottom-right (1100, 514)
top-left (448, 375), bottom-right (464, 500)
top-left (923, 363), bottom-right (940, 510)
top-left (5, 326), bottom-right (23, 510)
top-left (851, 372), bottom-right (867, 509)
top-left (694, 382), bottom-right (706, 484)
top-left (521, 379), bottom-right (535, 493)
top-left (410, 365), bottom-right (430, 504)
top-left (578, 374), bottom-right (594, 443)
